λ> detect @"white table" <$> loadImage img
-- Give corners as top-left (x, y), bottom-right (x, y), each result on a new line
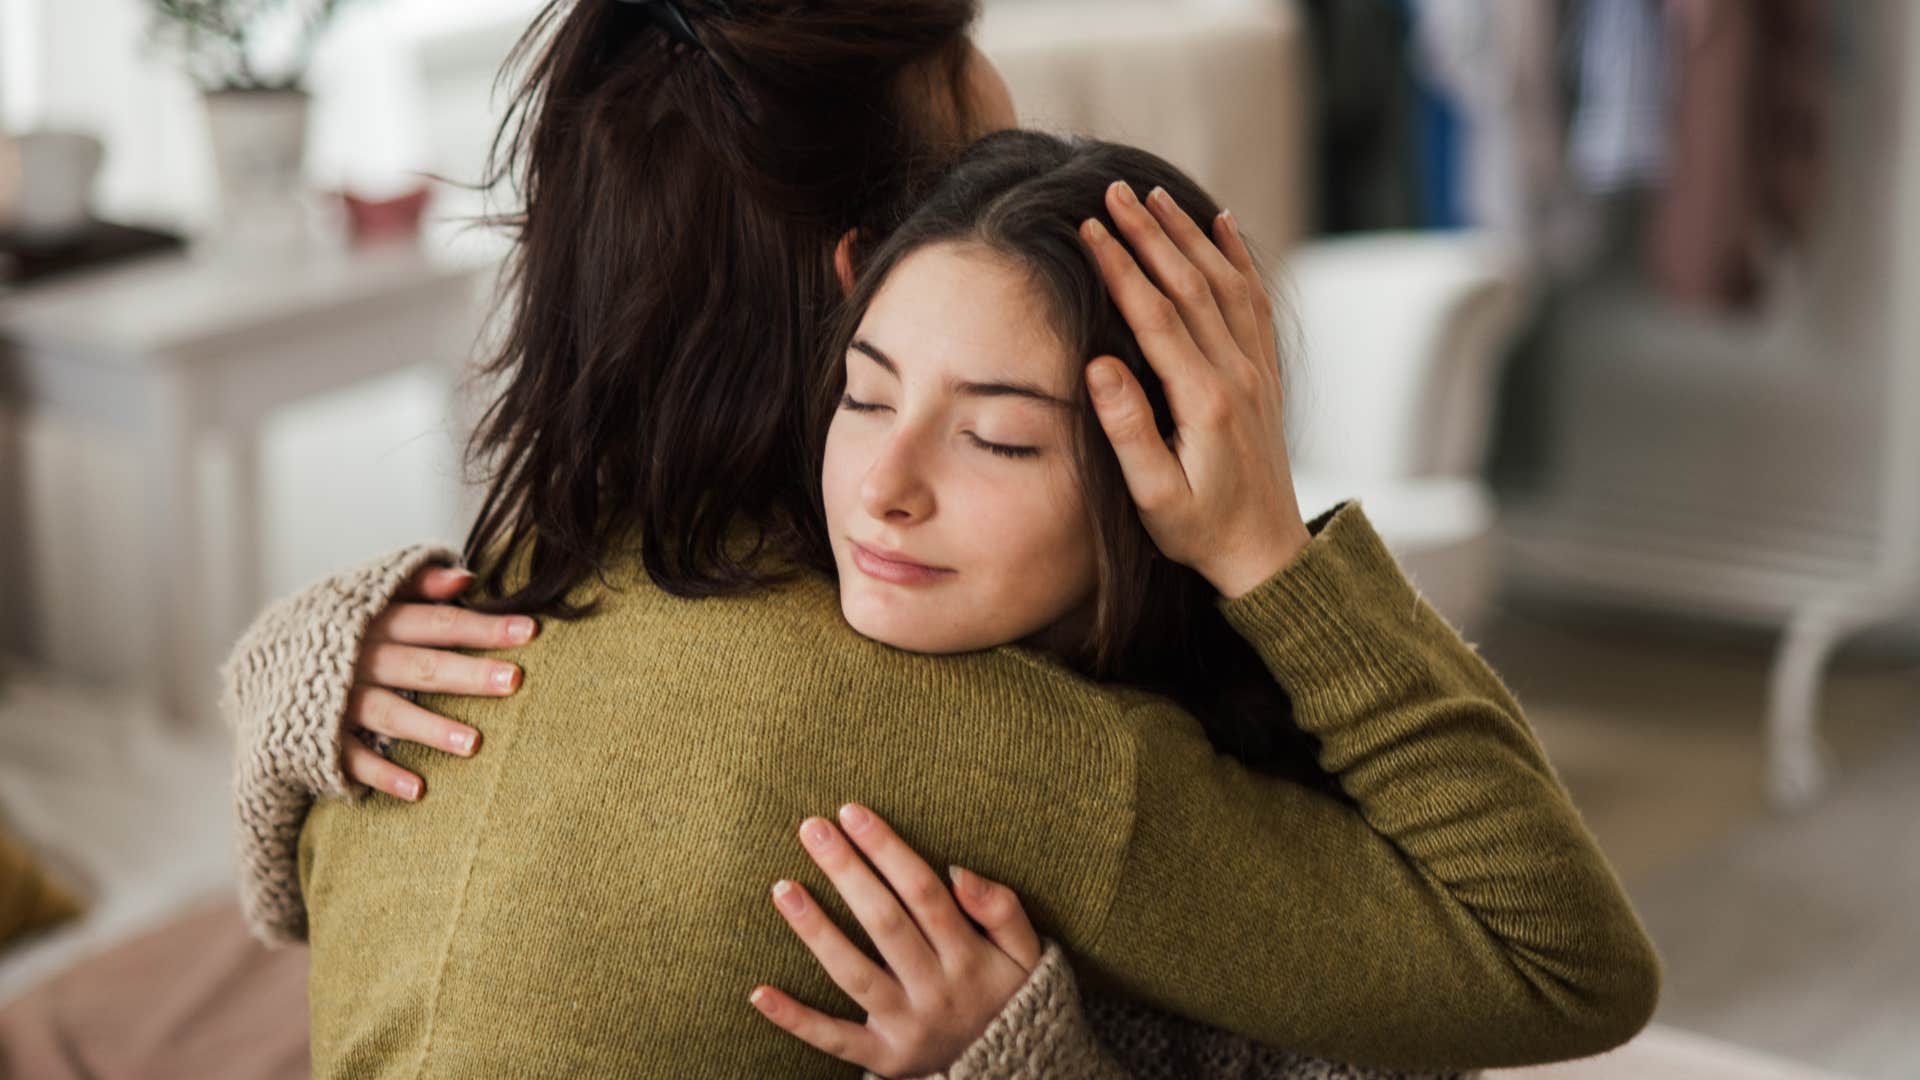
top-left (0, 240), bottom-right (490, 723)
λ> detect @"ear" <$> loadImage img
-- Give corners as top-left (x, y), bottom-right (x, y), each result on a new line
top-left (833, 229), bottom-right (860, 296)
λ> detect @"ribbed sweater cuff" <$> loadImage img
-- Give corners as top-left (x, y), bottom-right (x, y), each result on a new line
top-left (1215, 499), bottom-right (1435, 725)
top-left (876, 939), bottom-right (1125, 1080)
top-left (220, 541), bottom-right (460, 944)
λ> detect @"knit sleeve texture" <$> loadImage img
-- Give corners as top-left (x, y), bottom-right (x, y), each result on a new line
top-left (1076, 499), bottom-right (1662, 1071)
top-left (872, 940), bottom-right (1128, 1080)
top-left (219, 542), bottom-right (459, 944)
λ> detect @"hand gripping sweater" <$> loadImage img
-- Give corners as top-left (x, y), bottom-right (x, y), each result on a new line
top-left (221, 500), bottom-right (1659, 1078)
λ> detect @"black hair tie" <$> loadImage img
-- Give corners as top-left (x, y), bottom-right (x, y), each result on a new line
top-left (615, 0), bottom-right (752, 119)
top-left (615, 0), bottom-right (708, 53)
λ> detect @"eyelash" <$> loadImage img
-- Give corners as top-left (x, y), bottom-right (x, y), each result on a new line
top-left (967, 433), bottom-right (1040, 459)
top-left (839, 394), bottom-right (1041, 460)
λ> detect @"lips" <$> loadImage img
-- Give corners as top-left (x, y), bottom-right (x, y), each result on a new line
top-left (849, 540), bottom-right (955, 586)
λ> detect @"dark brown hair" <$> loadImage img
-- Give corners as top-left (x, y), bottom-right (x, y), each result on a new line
top-left (805, 130), bottom-right (1335, 782)
top-left (460, 0), bottom-right (982, 615)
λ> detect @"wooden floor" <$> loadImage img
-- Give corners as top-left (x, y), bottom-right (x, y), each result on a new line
top-left (1475, 599), bottom-right (1920, 1080)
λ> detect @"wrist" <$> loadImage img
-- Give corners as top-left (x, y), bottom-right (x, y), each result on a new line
top-left (1208, 523), bottom-right (1313, 599)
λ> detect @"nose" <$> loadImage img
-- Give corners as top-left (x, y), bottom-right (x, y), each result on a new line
top-left (859, 430), bottom-right (936, 524)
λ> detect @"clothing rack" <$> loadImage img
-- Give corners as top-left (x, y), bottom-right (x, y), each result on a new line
top-left (1497, 0), bottom-right (1920, 811)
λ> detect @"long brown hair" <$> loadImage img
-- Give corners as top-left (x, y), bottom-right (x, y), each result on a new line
top-left (461, 0), bottom-right (981, 615)
top-left (806, 131), bottom-right (1336, 782)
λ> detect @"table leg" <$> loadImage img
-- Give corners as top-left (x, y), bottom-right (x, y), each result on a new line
top-left (224, 423), bottom-right (266, 652)
top-left (0, 401), bottom-right (38, 663)
top-left (141, 374), bottom-right (209, 728)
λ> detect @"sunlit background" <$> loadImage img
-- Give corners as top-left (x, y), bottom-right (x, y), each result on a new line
top-left (1, 1), bottom-right (1915, 1077)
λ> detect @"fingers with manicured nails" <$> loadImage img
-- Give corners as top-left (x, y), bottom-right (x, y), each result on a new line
top-left (798, 817), bottom-right (942, 994)
top-left (392, 563), bottom-right (474, 603)
top-left (343, 737), bottom-right (422, 801)
top-left (1085, 357), bottom-right (1188, 514)
top-left (373, 601), bottom-right (538, 651)
top-left (1142, 191), bottom-right (1265, 366)
top-left (356, 642), bottom-right (521, 697)
top-left (347, 685), bottom-right (481, 757)
top-left (766, 877), bottom-right (900, 1014)
top-left (1103, 181), bottom-right (1243, 369)
top-left (748, 984), bottom-right (882, 1071)
top-left (946, 866), bottom-right (1043, 971)
top-left (834, 804), bottom-right (975, 962)
top-left (1079, 217), bottom-right (1212, 415)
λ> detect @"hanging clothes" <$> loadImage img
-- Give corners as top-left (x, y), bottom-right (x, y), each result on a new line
top-left (1410, 57), bottom-right (1468, 229)
top-left (1299, 0), bottom-right (1424, 233)
top-left (1647, 0), bottom-right (1828, 311)
top-left (1406, 0), bottom-right (1568, 242)
top-left (1568, 0), bottom-right (1672, 194)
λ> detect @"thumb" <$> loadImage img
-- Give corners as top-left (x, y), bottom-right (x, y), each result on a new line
top-left (396, 564), bottom-right (475, 603)
top-left (1085, 358), bottom-right (1187, 516)
top-left (949, 866), bottom-right (1043, 971)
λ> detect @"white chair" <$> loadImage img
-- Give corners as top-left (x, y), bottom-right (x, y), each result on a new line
top-left (1285, 231), bottom-right (1532, 638)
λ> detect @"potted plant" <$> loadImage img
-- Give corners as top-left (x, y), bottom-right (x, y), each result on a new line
top-left (146, 0), bottom-right (362, 247)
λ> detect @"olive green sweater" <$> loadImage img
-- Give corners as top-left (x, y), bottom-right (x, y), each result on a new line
top-left (297, 500), bottom-right (1659, 1078)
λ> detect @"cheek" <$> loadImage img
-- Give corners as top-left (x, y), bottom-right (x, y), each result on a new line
top-left (970, 463), bottom-right (1096, 590)
top-left (821, 416), bottom-right (863, 520)
top-left (1037, 480), bottom-right (1099, 589)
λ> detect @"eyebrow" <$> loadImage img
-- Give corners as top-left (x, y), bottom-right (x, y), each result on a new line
top-left (851, 338), bottom-right (1074, 409)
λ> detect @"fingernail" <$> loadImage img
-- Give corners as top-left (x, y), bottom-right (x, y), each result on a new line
top-left (506, 616), bottom-right (536, 644)
top-left (1148, 186), bottom-right (1174, 211)
top-left (1086, 362), bottom-right (1121, 401)
top-left (448, 728), bottom-right (477, 755)
top-left (772, 879), bottom-right (806, 915)
top-left (397, 777), bottom-right (422, 801)
top-left (800, 818), bottom-right (834, 850)
top-left (1219, 208), bottom-right (1240, 237)
top-left (749, 987), bottom-right (774, 1013)
top-left (1082, 218), bottom-right (1109, 245)
top-left (1109, 180), bottom-right (1138, 208)
top-left (837, 803), bottom-right (871, 834)
top-left (491, 665), bottom-right (519, 693)
top-left (949, 865), bottom-right (989, 902)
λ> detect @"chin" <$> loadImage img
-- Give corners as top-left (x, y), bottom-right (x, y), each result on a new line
top-left (839, 589), bottom-right (988, 656)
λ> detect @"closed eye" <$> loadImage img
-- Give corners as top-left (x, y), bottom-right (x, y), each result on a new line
top-left (840, 393), bottom-right (891, 414)
top-left (967, 433), bottom-right (1040, 460)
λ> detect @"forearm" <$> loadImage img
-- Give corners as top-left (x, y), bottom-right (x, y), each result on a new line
top-left (220, 541), bottom-right (457, 943)
top-left (1085, 500), bottom-right (1659, 1069)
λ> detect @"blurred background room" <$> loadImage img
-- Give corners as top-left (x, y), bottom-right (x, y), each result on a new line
top-left (0, 0), bottom-right (1915, 1076)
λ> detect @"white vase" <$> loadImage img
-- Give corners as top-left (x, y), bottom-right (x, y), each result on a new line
top-left (3, 131), bottom-right (106, 246)
top-left (201, 88), bottom-right (313, 252)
